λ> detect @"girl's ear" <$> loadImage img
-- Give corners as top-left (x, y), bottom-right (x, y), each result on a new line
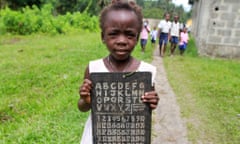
top-left (101, 32), bottom-right (105, 43)
top-left (136, 34), bottom-right (140, 42)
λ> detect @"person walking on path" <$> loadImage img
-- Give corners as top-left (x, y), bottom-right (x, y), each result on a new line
top-left (170, 15), bottom-right (181, 56)
top-left (150, 26), bottom-right (158, 48)
top-left (179, 27), bottom-right (189, 55)
top-left (140, 19), bottom-right (151, 52)
top-left (158, 13), bottom-right (171, 57)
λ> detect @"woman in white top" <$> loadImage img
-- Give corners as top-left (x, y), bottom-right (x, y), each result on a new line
top-left (78, 1), bottom-right (159, 143)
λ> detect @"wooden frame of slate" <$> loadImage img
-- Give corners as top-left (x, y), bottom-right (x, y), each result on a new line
top-left (90, 72), bottom-right (152, 144)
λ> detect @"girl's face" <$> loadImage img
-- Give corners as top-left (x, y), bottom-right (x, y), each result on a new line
top-left (102, 10), bottom-right (139, 61)
top-left (183, 28), bottom-right (187, 33)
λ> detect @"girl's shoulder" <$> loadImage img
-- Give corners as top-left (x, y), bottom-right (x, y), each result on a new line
top-left (139, 61), bottom-right (157, 84)
top-left (139, 61), bottom-right (156, 71)
top-left (89, 59), bottom-right (103, 67)
top-left (89, 59), bottom-right (108, 73)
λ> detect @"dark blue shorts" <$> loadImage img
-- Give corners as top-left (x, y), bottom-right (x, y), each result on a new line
top-left (171, 36), bottom-right (179, 44)
top-left (140, 39), bottom-right (147, 46)
top-left (179, 42), bottom-right (187, 50)
top-left (159, 33), bottom-right (168, 46)
top-left (151, 38), bottom-right (156, 43)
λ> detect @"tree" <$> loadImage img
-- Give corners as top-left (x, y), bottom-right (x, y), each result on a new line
top-left (98, 0), bottom-right (110, 9)
top-left (0, 0), bottom-right (7, 9)
top-left (55, 0), bottom-right (79, 14)
top-left (142, 0), bottom-right (191, 22)
top-left (5, 0), bottom-right (43, 9)
top-left (136, 0), bottom-right (144, 8)
top-left (54, 0), bottom-right (101, 15)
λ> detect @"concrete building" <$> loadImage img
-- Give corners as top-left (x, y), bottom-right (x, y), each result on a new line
top-left (191, 0), bottom-right (240, 58)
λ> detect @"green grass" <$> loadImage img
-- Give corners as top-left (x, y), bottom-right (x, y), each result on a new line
top-left (1, 32), bottom-right (239, 143)
top-left (0, 32), bottom-right (154, 143)
top-left (164, 37), bottom-right (240, 143)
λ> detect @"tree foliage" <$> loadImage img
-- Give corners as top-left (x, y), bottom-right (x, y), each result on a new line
top-left (1, 0), bottom-right (191, 21)
top-left (143, 0), bottom-right (191, 23)
top-left (0, 0), bottom-right (192, 35)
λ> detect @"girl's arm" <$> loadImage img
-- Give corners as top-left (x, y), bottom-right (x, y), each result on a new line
top-left (78, 66), bottom-right (92, 112)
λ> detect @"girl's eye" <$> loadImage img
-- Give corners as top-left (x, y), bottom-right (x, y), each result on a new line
top-left (107, 31), bottom-right (119, 38)
top-left (127, 33), bottom-right (137, 39)
top-left (107, 30), bottom-right (119, 36)
top-left (108, 32), bottom-right (117, 36)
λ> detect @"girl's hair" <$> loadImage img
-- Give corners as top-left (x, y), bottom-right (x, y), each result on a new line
top-left (100, 0), bottom-right (143, 33)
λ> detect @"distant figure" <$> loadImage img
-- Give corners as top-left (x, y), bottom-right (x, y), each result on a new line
top-left (158, 13), bottom-right (172, 57)
top-left (150, 26), bottom-right (158, 48)
top-left (179, 27), bottom-right (189, 55)
top-left (170, 15), bottom-right (181, 56)
top-left (140, 19), bottom-right (151, 52)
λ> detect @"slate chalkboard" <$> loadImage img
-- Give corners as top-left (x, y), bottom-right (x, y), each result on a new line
top-left (90, 72), bottom-right (152, 144)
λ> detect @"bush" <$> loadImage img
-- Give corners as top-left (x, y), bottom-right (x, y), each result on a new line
top-left (0, 4), bottom-right (99, 35)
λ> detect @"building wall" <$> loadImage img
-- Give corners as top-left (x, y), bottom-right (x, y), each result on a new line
top-left (191, 0), bottom-right (240, 58)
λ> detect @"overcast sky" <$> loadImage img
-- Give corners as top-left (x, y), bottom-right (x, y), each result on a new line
top-left (172, 0), bottom-right (192, 12)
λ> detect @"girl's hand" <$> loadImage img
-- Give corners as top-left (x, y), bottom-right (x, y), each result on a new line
top-left (79, 79), bottom-right (92, 104)
top-left (141, 91), bottom-right (159, 109)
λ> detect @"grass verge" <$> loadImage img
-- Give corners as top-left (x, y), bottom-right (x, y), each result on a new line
top-left (164, 37), bottom-right (240, 143)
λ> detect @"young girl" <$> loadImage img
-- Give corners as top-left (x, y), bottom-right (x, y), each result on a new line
top-left (140, 19), bottom-right (150, 52)
top-left (179, 27), bottom-right (189, 55)
top-left (78, 1), bottom-right (159, 143)
top-left (150, 26), bottom-right (158, 48)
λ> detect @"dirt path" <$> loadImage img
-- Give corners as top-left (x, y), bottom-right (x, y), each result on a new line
top-left (151, 48), bottom-right (189, 144)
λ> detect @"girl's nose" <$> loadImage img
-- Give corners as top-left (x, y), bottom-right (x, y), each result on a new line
top-left (116, 35), bottom-right (127, 45)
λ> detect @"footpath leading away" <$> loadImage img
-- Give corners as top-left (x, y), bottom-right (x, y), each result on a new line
top-left (151, 48), bottom-right (189, 144)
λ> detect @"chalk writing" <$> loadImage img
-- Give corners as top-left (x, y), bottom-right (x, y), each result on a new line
top-left (91, 72), bottom-right (152, 144)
